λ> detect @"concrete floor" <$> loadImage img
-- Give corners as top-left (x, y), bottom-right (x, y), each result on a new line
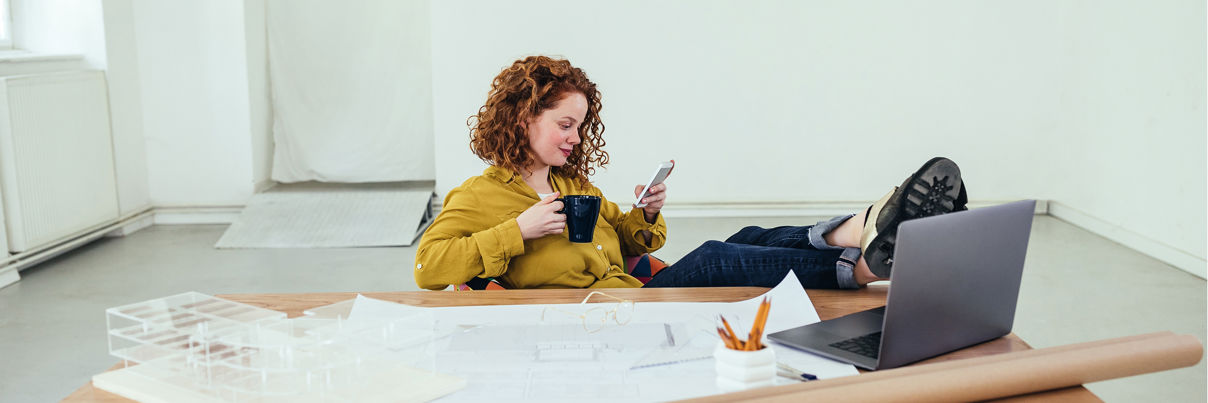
top-left (0, 216), bottom-right (1203, 402)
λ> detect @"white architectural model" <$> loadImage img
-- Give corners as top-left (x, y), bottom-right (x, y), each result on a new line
top-left (96, 292), bottom-right (463, 402)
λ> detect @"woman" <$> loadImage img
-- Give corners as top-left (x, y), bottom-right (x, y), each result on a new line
top-left (414, 56), bottom-right (966, 291)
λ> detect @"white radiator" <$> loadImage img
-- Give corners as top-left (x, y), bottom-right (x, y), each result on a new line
top-left (0, 70), bottom-right (120, 253)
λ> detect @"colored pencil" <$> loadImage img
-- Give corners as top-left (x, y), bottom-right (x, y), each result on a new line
top-left (717, 327), bottom-right (736, 350)
top-left (760, 298), bottom-right (773, 347)
top-left (720, 315), bottom-right (743, 350)
top-left (748, 297), bottom-right (771, 350)
top-left (746, 298), bottom-right (763, 350)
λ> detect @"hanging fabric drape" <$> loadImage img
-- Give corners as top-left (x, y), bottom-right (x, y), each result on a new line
top-left (267, 0), bottom-right (434, 183)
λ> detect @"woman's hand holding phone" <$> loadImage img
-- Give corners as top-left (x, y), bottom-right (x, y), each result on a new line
top-left (634, 182), bottom-right (667, 223)
top-left (634, 160), bottom-right (673, 223)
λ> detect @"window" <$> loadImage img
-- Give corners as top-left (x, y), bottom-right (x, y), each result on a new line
top-left (0, 0), bottom-right (10, 50)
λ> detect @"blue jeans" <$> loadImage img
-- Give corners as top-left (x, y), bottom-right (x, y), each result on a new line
top-left (642, 215), bottom-right (863, 289)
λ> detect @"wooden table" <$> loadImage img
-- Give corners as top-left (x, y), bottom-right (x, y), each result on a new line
top-left (63, 285), bottom-right (1099, 402)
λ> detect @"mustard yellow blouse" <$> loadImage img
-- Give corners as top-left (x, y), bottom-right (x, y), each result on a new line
top-left (414, 166), bottom-right (667, 290)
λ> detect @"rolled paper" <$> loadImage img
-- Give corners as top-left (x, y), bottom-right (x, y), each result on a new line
top-left (681, 331), bottom-right (1203, 402)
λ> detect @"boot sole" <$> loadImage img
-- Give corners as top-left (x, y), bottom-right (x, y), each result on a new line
top-left (865, 157), bottom-right (963, 277)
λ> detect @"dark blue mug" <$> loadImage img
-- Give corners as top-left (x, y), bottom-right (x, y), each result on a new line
top-left (556, 195), bottom-right (601, 243)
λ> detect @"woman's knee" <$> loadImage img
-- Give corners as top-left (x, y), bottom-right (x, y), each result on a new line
top-left (739, 225), bottom-right (764, 233)
top-left (725, 227), bottom-right (764, 243)
top-left (682, 240), bottom-right (736, 264)
top-left (699, 239), bottom-right (731, 252)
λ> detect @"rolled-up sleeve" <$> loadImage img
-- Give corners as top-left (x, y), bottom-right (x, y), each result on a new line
top-left (599, 195), bottom-right (667, 257)
top-left (413, 189), bottom-right (525, 290)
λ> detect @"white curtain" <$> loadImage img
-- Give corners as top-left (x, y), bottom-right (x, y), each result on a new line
top-left (267, 0), bottom-right (434, 183)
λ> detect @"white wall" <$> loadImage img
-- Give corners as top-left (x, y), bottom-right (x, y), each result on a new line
top-left (1051, 0), bottom-right (1206, 269)
top-left (430, 0), bottom-right (1204, 270)
top-left (399, 0), bottom-right (435, 181)
top-left (130, 0), bottom-right (258, 206)
top-left (10, 1), bottom-right (1200, 271)
top-left (101, 0), bottom-right (151, 215)
top-left (10, 0), bottom-right (108, 68)
top-left (8, 0), bottom-right (151, 216)
top-left (244, 0), bottom-right (273, 191)
top-left (431, 0), bottom-right (1065, 205)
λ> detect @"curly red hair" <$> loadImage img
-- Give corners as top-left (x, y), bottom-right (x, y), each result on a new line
top-left (468, 56), bottom-right (608, 184)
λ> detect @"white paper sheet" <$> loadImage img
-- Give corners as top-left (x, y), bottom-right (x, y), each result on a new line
top-left (348, 273), bottom-right (859, 402)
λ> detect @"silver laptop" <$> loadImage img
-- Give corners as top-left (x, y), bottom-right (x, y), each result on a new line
top-left (768, 200), bottom-right (1035, 370)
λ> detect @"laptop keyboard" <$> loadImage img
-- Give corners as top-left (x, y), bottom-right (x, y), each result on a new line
top-left (829, 332), bottom-right (882, 359)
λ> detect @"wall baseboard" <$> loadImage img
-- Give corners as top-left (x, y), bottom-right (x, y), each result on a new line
top-left (1048, 201), bottom-right (1206, 280)
top-left (106, 212), bottom-right (154, 237)
top-left (0, 266), bottom-right (18, 290)
top-left (0, 209), bottom-right (154, 286)
top-left (153, 206), bottom-right (243, 225)
top-left (657, 200), bottom-right (1049, 218)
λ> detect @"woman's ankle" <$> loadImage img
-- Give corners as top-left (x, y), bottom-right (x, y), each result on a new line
top-left (824, 211), bottom-right (867, 249)
top-left (854, 257), bottom-right (885, 286)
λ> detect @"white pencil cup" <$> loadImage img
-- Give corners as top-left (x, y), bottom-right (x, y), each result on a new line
top-left (714, 341), bottom-right (776, 392)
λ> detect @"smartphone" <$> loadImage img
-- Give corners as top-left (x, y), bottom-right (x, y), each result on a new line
top-left (635, 160), bottom-right (675, 208)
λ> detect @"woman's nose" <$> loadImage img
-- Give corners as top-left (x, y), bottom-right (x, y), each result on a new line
top-left (567, 134), bottom-right (581, 145)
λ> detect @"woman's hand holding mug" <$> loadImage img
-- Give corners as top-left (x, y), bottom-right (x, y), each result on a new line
top-left (517, 192), bottom-right (566, 240)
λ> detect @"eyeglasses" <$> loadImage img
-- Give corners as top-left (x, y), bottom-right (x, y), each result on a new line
top-left (541, 291), bottom-right (634, 333)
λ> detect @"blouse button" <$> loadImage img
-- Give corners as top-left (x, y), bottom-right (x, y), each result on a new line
top-left (596, 245), bottom-right (602, 250)
top-left (416, 264), bottom-right (423, 269)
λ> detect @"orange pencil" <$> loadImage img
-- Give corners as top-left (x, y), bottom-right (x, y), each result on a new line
top-left (747, 298), bottom-right (771, 350)
top-left (744, 299), bottom-right (760, 350)
top-left (746, 302), bottom-right (757, 350)
top-left (716, 327), bottom-right (736, 350)
top-left (720, 315), bottom-right (744, 350)
top-left (757, 298), bottom-right (772, 349)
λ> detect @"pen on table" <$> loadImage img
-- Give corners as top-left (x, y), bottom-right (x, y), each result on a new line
top-left (776, 362), bottom-right (818, 381)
